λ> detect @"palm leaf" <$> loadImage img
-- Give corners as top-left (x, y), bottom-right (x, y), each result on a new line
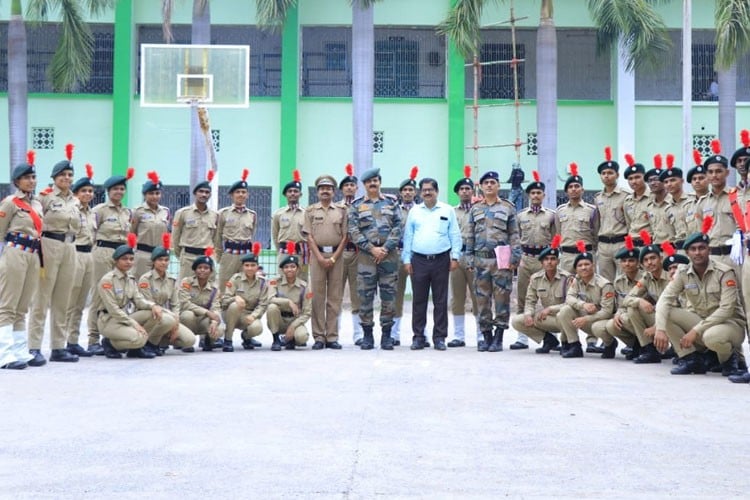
top-left (715, 0), bottom-right (750, 69)
top-left (437, 0), bottom-right (499, 61)
top-left (49, 0), bottom-right (94, 91)
top-left (162, 0), bottom-right (174, 42)
top-left (256, 0), bottom-right (298, 30)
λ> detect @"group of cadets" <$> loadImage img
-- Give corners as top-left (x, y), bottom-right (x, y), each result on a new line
top-left (2, 131), bottom-right (750, 385)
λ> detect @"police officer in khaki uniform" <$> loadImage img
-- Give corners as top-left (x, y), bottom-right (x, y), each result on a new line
top-left (272, 170), bottom-right (308, 281)
top-left (179, 249), bottom-right (226, 351)
top-left (661, 160), bottom-right (690, 249)
top-left (0, 153), bottom-right (42, 370)
top-left (594, 147), bottom-right (629, 282)
top-left (337, 165), bottom-right (363, 344)
top-left (173, 171), bottom-right (219, 281)
top-left (94, 236), bottom-right (175, 359)
top-left (555, 164), bottom-right (599, 275)
top-left (28, 144), bottom-right (81, 365)
top-left (622, 155), bottom-right (651, 245)
top-left (556, 243), bottom-right (616, 358)
top-left (215, 169), bottom-right (257, 294)
top-left (267, 251), bottom-right (312, 351)
top-left (303, 175), bottom-right (347, 350)
top-left (131, 171), bottom-right (170, 280)
top-left (510, 235), bottom-right (569, 354)
top-left (392, 167), bottom-right (419, 346)
top-left (645, 157), bottom-right (676, 245)
top-left (221, 244), bottom-right (270, 350)
top-left (87, 168), bottom-right (135, 352)
top-left (655, 221), bottom-right (746, 376)
top-left (64, 165), bottom-right (96, 357)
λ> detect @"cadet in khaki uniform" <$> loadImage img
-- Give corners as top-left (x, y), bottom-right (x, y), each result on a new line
top-left (702, 142), bottom-right (738, 267)
top-left (685, 153), bottom-right (710, 236)
top-left (272, 170), bottom-right (308, 281)
top-left (267, 252), bottom-right (312, 351)
top-left (447, 167), bottom-right (479, 348)
top-left (594, 147), bottom-right (630, 282)
top-left (655, 222), bottom-right (746, 376)
top-left (622, 155), bottom-right (651, 244)
top-left (64, 165), bottom-right (96, 357)
top-left (511, 170), bottom-right (557, 349)
top-left (215, 169), bottom-right (257, 294)
top-left (337, 165), bottom-right (363, 344)
top-left (303, 175), bottom-right (347, 350)
top-left (661, 160), bottom-right (690, 249)
top-left (0, 154), bottom-right (42, 370)
top-left (28, 144), bottom-right (81, 365)
top-left (555, 164), bottom-right (599, 274)
top-left (94, 236), bottom-right (175, 360)
top-left (222, 244), bottom-right (270, 350)
top-left (172, 171), bottom-right (219, 281)
top-left (137, 234), bottom-right (196, 355)
top-left (392, 167), bottom-right (419, 346)
top-left (87, 169), bottom-right (135, 351)
top-left (556, 242), bottom-right (616, 358)
top-left (131, 171), bottom-right (170, 280)
top-left (510, 235), bottom-right (569, 354)
top-left (179, 249), bottom-right (225, 351)
top-left (645, 157), bottom-right (676, 245)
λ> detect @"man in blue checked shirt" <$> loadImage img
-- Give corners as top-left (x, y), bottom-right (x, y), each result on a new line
top-left (402, 178), bottom-right (462, 350)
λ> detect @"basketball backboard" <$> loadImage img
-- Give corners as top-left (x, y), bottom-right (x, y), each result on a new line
top-left (140, 44), bottom-right (250, 108)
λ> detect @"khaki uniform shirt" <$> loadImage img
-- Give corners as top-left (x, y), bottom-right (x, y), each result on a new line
top-left (668, 192), bottom-right (692, 242)
top-left (524, 268), bottom-right (572, 316)
top-left (302, 202), bottom-right (348, 248)
top-left (271, 277), bottom-right (312, 329)
top-left (347, 194), bottom-right (402, 252)
top-left (517, 206), bottom-right (558, 249)
top-left (138, 270), bottom-right (180, 314)
top-left (93, 201), bottom-right (132, 243)
top-left (594, 187), bottom-right (629, 237)
top-left (179, 276), bottom-right (222, 318)
top-left (684, 193), bottom-right (709, 236)
top-left (221, 273), bottom-right (272, 318)
top-left (73, 201), bottom-right (95, 246)
top-left (454, 203), bottom-right (472, 264)
top-left (555, 201), bottom-right (598, 247)
top-left (172, 204), bottom-right (218, 256)
top-left (0, 190), bottom-right (43, 238)
top-left (648, 196), bottom-right (676, 243)
top-left (622, 270), bottom-right (670, 311)
top-left (272, 205), bottom-right (305, 247)
top-left (612, 271), bottom-right (643, 314)
top-left (624, 190), bottom-right (651, 237)
top-left (703, 187), bottom-right (738, 246)
top-left (131, 203), bottom-right (170, 248)
top-left (92, 268), bottom-right (155, 327)
top-left (39, 187), bottom-right (80, 236)
top-left (215, 205), bottom-right (257, 259)
top-left (565, 274), bottom-right (616, 322)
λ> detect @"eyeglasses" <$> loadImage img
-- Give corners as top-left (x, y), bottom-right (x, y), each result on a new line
top-left (420, 188), bottom-right (435, 193)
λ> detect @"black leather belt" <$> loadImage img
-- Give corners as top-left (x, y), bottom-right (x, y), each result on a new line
top-left (474, 250), bottom-right (496, 259)
top-left (183, 246), bottom-right (205, 256)
top-left (281, 311), bottom-right (295, 318)
top-left (224, 240), bottom-right (252, 252)
top-left (561, 244), bottom-right (592, 254)
top-left (76, 244), bottom-right (92, 253)
top-left (413, 250), bottom-right (449, 260)
top-left (631, 238), bottom-right (643, 246)
top-left (522, 245), bottom-right (544, 255)
top-left (41, 231), bottom-right (70, 243)
top-left (96, 240), bottom-right (121, 249)
top-left (4, 232), bottom-right (40, 252)
top-left (137, 243), bottom-right (156, 252)
top-left (461, 244), bottom-right (467, 252)
top-left (598, 234), bottom-right (626, 244)
top-left (710, 245), bottom-right (732, 256)
top-left (317, 245), bottom-right (339, 253)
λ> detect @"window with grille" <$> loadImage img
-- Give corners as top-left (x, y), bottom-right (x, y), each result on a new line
top-left (693, 134), bottom-right (716, 157)
top-left (477, 42), bottom-right (524, 99)
top-left (32, 127), bottom-right (55, 150)
top-left (526, 133), bottom-right (538, 156)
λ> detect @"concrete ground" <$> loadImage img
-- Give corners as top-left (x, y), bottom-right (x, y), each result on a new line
top-left (2, 302), bottom-right (750, 499)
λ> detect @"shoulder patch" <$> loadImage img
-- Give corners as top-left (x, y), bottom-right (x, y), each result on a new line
top-left (305, 291), bottom-right (314, 299)
top-left (182, 282), bottom-right (192, 290)
top-left (0, 211), bottom-right (5, 217)
top-left (604, 292), bottom-right (615, 299)
top-left (101, 282), bottom-right (113, 290)
top-left (726, 279), bottom-right (737, 287)
top-left (225, 281), bottom-right (233, 288)
top-left (269, 279), bottom-right (277, 286)
top-left (139, 282), bottom-right (149, 289)
top-left (635, 281), bottom-right (643, 288)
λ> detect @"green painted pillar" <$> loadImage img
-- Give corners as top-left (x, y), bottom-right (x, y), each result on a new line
top-left (447, 0), bottom-right (465, 205)
top-left (111, 0), bottom-right (132, 198)
top-left (279, 6), bottom-right (299, 206)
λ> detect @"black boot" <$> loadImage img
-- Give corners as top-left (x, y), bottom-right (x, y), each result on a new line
top-left (102, 338), bottom-right (122, 359)
top-left (477, 332), bottom-right (492, 352)
top-left (271, 334), bottom-right (282, 351)
top-left (66, 343), bottom-right (93, 357)
top-left (360, 325), bottom-right (375, 350)
top-left (721, 352), bottom-right (742, 377)
top-left (126, 347), bottom-right (156, 359)
top-left (670, 352), bottom-right (707, 375)
top-left (634, 343), bottom-right (662, 364)
top-left (381, 327), bottom-right (394, 350)
top-left (561, 341), bottom-right (583, 358)
top-left (284, 335), bottom-right (296, 350)
top-left (701, 351), bottom-right (722, 373)
top-left (625, 342), bottom-right (642, 361)
top-left (223, 339), bottom-right (234, 352)
top-left (586, 342), bottom-right (605, 354)
top-left (661, 346), bottom-right (676, 359)
top-left (28, 349), bottom-right (47, 367)
top-left (559, 341), bottom-right (569, 356)
top-left (535, 332), bottom-right (560, 354)
top-left (143, 341), bottom-right (163, 357)
top-left (601, 338), bottom-right (618, 359)
top-left (487, 328), bottom-right (504, 352)
top-left (50, 348), bottom-right (79, 362)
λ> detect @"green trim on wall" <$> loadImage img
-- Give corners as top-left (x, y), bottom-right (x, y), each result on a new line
top-left (464, 99), bottom-right (614, 106)
top-left (0, 93), bottom-right (113, 100)
top-left (279, 6), bottom-right (299, 206)
top-left (298, 97), bottom-right (447, 104)
top-left (447, 0), bottom-right (465, 205)
top-left (112, 0), bottom-right (132, 179)
top-left (130, 95), bottom-right (282, 102)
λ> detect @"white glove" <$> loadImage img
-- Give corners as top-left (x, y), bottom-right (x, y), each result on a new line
top-left (730, 230), bottom-right (744, 265)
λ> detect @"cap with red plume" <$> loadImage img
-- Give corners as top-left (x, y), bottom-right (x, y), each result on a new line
top-left (573, 240), bottom-right (594, 268)
top-left (623, 153), bottom-right (646, 178)
top-left (537, 233), bottom-right (562, 261)
top-left (454, 165), bottom-right (475, 193)
top-left (661, 240), bottom-right (689, 270)
top-left (682, 215), bottom-right (713, 250)
top-left (279, 241), bottom-right (301, 269)
top-left (731, 130), bottom-right (750, 168)
top-left (191, 246), bottom-right (216, 271)
top-left (85, 164), bottom-right (94, 180)
top-left (72, 163), bottom-right (95, 193)
top-left (400, 166), bottom-right (419, 190)
top-left (616, 234), bottom-right (640, 260)
top-left (150, 232), bottom-right (172, 261)
top-left (229, 168), bottom-right (250, 193)
top-left (598, 145), bottom-right (620, 173)
top-left (283, 169), bottom-right (303, 195)
top-left (340, 163), bottom-right (358, 189)
top-left (51, 143), bottom-right (76, 178)
top-left (657, 153), bottom-right (683, 182)
top-left (126, 167), bottom-right (135, 181)
top-left (686, 149), bottom-right (707, 182)
top-left (240, 241), bottom-right (264, 264)
top-left (112, 233), bottom-right (138, 260)
top-left (103, 167), bottom-right (134, 191)
top-left (564, 162), bottom-right (583, 191)
top-left (638, 231), bottom-right (661, 262)
top-left (526, 169), bottom-right (545, 194)
top-left (142, 170), bottom-right (163, 194)
top-left (13, 150), bottom-right (37, 180)
top-left (703, 139), bottom-right (728, 169)
top-left (27, 150), bottom-right (36, 167)
top-left (192, 169), bottom-right (214, 194)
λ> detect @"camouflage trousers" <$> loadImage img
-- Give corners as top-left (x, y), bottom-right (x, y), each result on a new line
top-left (473, 257), bottom-right (513, 332)
top-left (357, 251), bottom-right (399, 329)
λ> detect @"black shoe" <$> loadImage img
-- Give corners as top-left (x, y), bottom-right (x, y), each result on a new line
top-left (601, 339), bottom-right (618, 359)
top-left (102, 338), bottom-right (122, 359)
top-left (478, 332), bottom-right (492, 352)
top-left (158, 345), bottom-right (168, 355)
top-left (87, 343), bottom-right (105, 356)
top-left (702, 351), bottom-right (722, 373)
top-left (27, 349), bottom-right (47, 367)
top-left (126, 348), bottom-right (156, 359)
top-left (241, 338), bottom-right (255, 350)
top-left (620, 346), bottom-right (633, 357)
top-left (381, 334), bottom-right (394, 350)
top-left (213, 337), bottom-right (225, 349)
top-left (1, 361), bottom-right (27, 370)
top-left (144, 342), bottom-right (163, 357)
top-left (488, 329), bottom-right (504, 352)
top-left (562, 342), bottom-right (584, 358)
top-left (661, 346), bottom-right (676, 359)
top-left (410, 336), bottom-right (426, 350)
top-left (728, 372), bottom-right (750, 384)
top-left (447, 339), bottom-right (465, 348)
top-left (535, 332), bottom-right (560, 354)
top-left (739, 357), bottom-right (748, 372)
top-left (671, 353), bottom-right (707, 375)
top-left (625, 343), bottom-right (642, 361)
top-left (271, 334), bottom-right (282, 351)
top-left (558, 341), bottom-right (569, 356)
top-left (424, 340), bottom-right (431, 348)
top-left (325, 341), bottom-right (342, 349)
top-left (50, 348), bottom-right (79, 363)
top-left (586, 342), bottom-right (604, 354)
top-left (434, 340), bottom-right (447, 351)
top-left (509, 341), bottom-right (528, 350)
top-left (633, 344), bottom-right (662, 364)
top-left (248, 338), bottom-right (262, 348)
top-left (312, 341), bottom-right (325, 350)
top-left (181, 346), bottom-right (195, 353)
top-left (721, 352), bottom-right (743, 377)
top-left (222, 340), bottom-right (234, 352)
top-left (393, 340), bottom-right (401, 346)
top-left (66, 343), bottom-right (93, 357)
top-left (284, 338), bottom-right (296, 350)
top-left (354, 338), bottom-right (363, 346)
top-left (360, 329), bottom-right (375, 350)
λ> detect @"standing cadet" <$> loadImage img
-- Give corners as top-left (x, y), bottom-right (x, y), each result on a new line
top-left (0, 152), bottom-right (41, 369)
top-left (655, 218), bottom-right (746, 376)
top-left (685, 150), bottom-right (710, 235)
top-left (222, 243), bottom-right (270, 350)
top-left (731, 129), bottom-right (750, 190)
top-left (272, 169), bottom-right (308, 281)
top-left (172, 170), bottom-right (219, 280)
top-left (27, 144), bottom-right (81, 365)
top-left (660, 157), bottom-right (690, 249)
top-left (337, 164), bottom-right (363, 344)
top-left (464, 170), bottom-right (521, 352)
top-left (509, 235), bottom-right (569, 354)
top-left (64, 164), bottom-right (96, 357)
top-left (510, 170), bottom-right (557, 349)
top-left (266, 247), bottom-right (312, 351)
top-left (131, 171), bottom-right (170, 280)
top-left (347, 168), bottom-right (402, 350)
top-left (702, 140), bottom-right (738, 267)
top-left (392, 166), bottom-right (419, 346)
top-left (87, 167), bottom-right (134, 354)
top-left (555, 163), bottom-right (599, 275)
top-left (179, 248), bottom-right (226, 351)
top-left (215, 169), bottom-right (257, 294)
top-left (645, 155), bottom-right (676, 245)
top-left (594, 146), bottom-right (629, 282)
top-left (623, 154), bottom-right (651, 245)
top-left (447, 167), bottom-right (479, 348)
top-left (303, 175), bottom-right (347, 350)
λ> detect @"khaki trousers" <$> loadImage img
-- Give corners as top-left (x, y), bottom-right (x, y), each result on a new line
top-left (223, 302), bottom-right (263, 341)
top-left (450, 260), bottom-right (477, 316)
top-left (88, 245), bottom-right (116, 343)
top-left (180, 310), bottom-right (226, 340)
top-left (218, 253), bottom-right (242, 293)
top-left (133, 249), bottom-right (153, 281)
top-left (98, 309), bottom-right (175, 351)
top-left (557, 304), bottom-right (596, 344)
top-left (599, 313), bottom-right (638, 348)
top-left (266, 303), bottom-right (309, 345)
top-left (342, 250), bottom-right (361, 314)
top-left (596, 241), bottom-right (620, 283)
top-left (65, 251), bottom-right (93, 345)
top-left (516, 255), bottom-right (541, 314)
top-left (310, 252), bottom-right (344, 342)
top-left (510, 313), bottom-right (560, 344)
top-left (0, 247), bottom-right (40, 331)
top-left (664, 308), bottom-right (744, 363)
top-left (626, 306), bottom-right (656, 347)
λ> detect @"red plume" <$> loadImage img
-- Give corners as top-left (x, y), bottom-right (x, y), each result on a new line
top-left (286, 241), bottom-right (296, 255)
top-left (532, 170), bottom-right (540, 182)
top-left (701, 215), bottom-right (713, 234)
top-left (624, 154), bottom-right (635, 167)
top-left (252, 241), bottom-right (261, 257)
top-left (604, 146), bottom-right (612, 162)
top-left (661, 241), bottom-right (676, 257)
top-left (147, 170), bottom-right (160, 184)
top-left (26, 150), bottom-right (35, 166)
top-left (693, 149), bottom-right (703, 166)
top-left (653, 154), bottom-right (662, 169)
top-left (551, 234), bottom-right (562, 249)
top-left (241, 168), bottom-right (249, 182)
top-left (463, 165), bottom-right (472, 178)
top-left (85, 163), bottom-right (94, 179)
top-left (711, 139), bottom-right (722, 155)
top-left (741, 129), bottom-right (750, 148)
top-left (205, 246), bottom-right (214, 258)
top-left (576, 240), bottom-right (586, 254)
top-left (410, 166), bottom-right (419, 181)
top-left (639, 230), bottom-right (652, 246)
top-left (293, 169), bottom-right (301, 183)
top-left (127, 233), bottom-right (137, 249)
top-left (125, 167), bottom-right (135, 180)
top-left (41, 186), bottom-right (53, 195)
top-left (666, 154), bottom-right (674, 169)
top-left (207, 169), bottom-right (215, 182)
top-left (161, 232), bottom-right (171, 250)
top-left (345, 163), bottom-right (354, 176)
top-left (65, 143), bottom-right (74, 161)
top-left (569, 162), bottom-right (578, 177)
top-left (624, 234), bottom-right (634, 251)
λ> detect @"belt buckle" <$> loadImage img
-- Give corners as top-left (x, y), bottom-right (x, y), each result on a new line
top-left (322, 245), bottom-right (334, 253)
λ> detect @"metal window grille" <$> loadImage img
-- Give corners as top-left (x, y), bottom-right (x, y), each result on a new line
top-left (373, 131), bottom-right (384, 153)
top-left (693, 134), bottom-right (716, 157)
top-left (211, 129), bottom-right (220, 152)
top-left (32, 127), bottom-right (55, 150)
top-left (526, 133), bottom-right (538, 156)
top-left (478, 42), bottom-right (525, 99)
